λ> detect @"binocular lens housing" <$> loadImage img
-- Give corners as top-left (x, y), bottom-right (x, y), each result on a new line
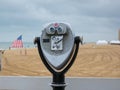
top-left (46, 24), bottom-right (66, 35)
top-left (50, 27), bottom-right (55, 33)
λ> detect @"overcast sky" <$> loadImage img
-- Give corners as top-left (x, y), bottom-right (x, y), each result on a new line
top-left (0, 0), bottom-right (120, 42)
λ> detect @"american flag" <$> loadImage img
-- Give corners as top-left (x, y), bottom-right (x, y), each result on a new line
top-left (11, 35), bottom-right (23, 48)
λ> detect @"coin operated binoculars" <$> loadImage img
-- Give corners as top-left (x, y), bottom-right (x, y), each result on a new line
top-left (34, 23), bottom-right (80, 90)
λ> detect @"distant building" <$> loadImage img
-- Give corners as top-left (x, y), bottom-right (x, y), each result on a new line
top-left (109, 29), bottom-right (120, 45)
top-left (119, 29), bottom-right (120, 41)
top-left (96, 40), bottom-right (108, 45)
top-left (110, 40), bottom-right (120, 45)
top-left (0, 52), bottom-right (2, 71)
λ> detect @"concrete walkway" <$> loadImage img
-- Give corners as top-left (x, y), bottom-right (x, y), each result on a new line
top-left (0, 76), bottom-right (120, 90)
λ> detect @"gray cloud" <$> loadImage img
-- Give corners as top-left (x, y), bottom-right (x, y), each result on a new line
top-left (0, 0), bottom-right (120, 42)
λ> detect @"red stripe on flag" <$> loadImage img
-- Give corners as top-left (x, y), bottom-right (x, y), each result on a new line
top-left (11, 39), bottom-right (23, 48)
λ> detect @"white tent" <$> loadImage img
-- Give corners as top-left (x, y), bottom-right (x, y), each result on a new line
top-left (96, 40), bottom-right (108, 45)
top-left (110, 40), bottom-right (120, 45)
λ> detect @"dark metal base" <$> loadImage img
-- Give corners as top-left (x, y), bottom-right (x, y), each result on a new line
top-left (50, 83), bottom-right (67, 90)
top-left (50, 83), bottom-right (67, 87)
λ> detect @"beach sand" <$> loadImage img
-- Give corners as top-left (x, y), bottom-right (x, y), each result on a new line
top-left (0, 44), bottom-right (120, 77)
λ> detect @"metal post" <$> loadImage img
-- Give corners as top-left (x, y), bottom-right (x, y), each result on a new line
top-left (51, 73), bottom-right (66, 90)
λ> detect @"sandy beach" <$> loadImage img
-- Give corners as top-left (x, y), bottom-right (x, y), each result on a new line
top-left (0, 44), bottom-right (120, 77)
